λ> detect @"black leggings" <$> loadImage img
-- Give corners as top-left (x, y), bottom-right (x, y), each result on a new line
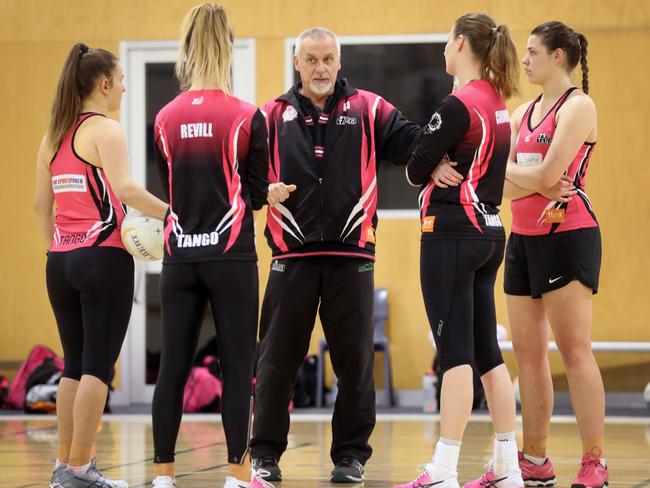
top-left (152, 260), bottom-right (258, 465)
top-left (251, 257), bottom-right (376, 465)
top-left (46, 247), bottom-right (134, 384)
top-left (420, 239), bottom-right (505, 376)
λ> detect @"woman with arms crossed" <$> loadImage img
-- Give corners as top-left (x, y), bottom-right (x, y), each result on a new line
top-left (395, 13), bottom-right (523, 488)
top-left (504, 21), bottom-right (606, 488)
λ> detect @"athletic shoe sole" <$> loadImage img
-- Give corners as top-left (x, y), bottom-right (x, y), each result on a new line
top-left (525, 477), bottom-right (556, 487)
top-left (330, 473), bottom-right (364, 483)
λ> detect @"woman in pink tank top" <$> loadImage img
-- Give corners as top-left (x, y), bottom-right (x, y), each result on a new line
top-left (503, 22), bottom-right (607, 488)
top-left (33, 43), bottom-right (167, 488)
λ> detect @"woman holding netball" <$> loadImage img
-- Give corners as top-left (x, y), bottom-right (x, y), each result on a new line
top-left (34, 43), bottom-right (167, 487)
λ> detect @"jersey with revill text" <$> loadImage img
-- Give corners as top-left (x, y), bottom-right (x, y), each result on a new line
top-left (154, 89), bottom-right (269, 263)
top-left (407, 79), bottom-right (510, 240)
top-left (50, 113), bottom-right (126, 252)
top-left (512, 87), bottom-right (597, 235)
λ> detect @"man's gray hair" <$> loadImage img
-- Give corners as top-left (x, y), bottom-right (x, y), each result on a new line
top-left (294, 26), bottom-right (341, 56)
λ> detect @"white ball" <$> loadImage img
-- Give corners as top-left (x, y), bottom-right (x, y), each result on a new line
top-left (121, 210), bottom-right (164, 261)
top-left (644, 382), bottom-right (650, 409)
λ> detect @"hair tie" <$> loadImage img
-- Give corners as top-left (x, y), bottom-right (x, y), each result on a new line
top-left (79, 44), bottom-right (89, 56)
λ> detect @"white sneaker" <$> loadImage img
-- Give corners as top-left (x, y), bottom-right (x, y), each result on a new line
top-left (152, 475), bottom-right (177, 487)
top-left (223, 475), bottom-right (249, 487)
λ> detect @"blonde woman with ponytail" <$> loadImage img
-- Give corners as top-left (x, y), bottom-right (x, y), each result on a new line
top-left (34, 44), bottom-right (167, 488)
top-left (150, 4), bottom-right (288, 488)
top-left (503, 21), bottom-right (606, 488)
top-left (395, 13), bottom-right (523, 488)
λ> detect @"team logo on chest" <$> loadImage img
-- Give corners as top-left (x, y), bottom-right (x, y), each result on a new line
top-left (336, 115), bottom-right (357, 126)
top-left (536, 133), bottom-right (553, 144)
top-left (282, 105), bottom-right (298, 122)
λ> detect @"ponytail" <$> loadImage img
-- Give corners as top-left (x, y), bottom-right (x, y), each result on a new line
top-left (575, 32), bottom-right (589, 93)
top-left (484, 24), bottom-right (520, 99)
top-left (453, 14), bottom-right (520, 99)
top-left (47, 43), bottom-right (117, 150)
top-left (47, 43), bottom-right (86, 151)
top-left (176, 3), bottom-right (233, 92)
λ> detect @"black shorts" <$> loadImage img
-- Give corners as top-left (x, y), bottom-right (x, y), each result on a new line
top-left (504, 227), bottom-right (601, 299)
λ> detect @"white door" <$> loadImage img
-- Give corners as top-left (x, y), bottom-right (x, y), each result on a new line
top-left (113, 39), bottom-right (256, 406)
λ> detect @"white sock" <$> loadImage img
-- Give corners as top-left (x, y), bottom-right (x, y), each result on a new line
top-left (70, 461), bottom-right (91, 473)
top-left (523, 452), bottom-right (547, 466)
top-left (495, 431), bottom-right (516, 442)
top-left (55, 459), bottom-right (67, 469)
top-left (494, 432), bottom-right (519, 475)
top-left (428, 439), bottom-right (461, 479)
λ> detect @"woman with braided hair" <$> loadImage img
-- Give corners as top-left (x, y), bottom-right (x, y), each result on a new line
top-left (503, 21), bottom-right (607, 488)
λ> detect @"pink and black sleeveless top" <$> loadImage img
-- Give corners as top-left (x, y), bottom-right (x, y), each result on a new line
top-left (49, 113), bottom-right (126, 252)
top-left (511, 87), bottom-right (597, 235)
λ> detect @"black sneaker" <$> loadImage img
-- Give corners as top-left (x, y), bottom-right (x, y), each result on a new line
top-left (331, 456), bottom-right (364, 483)
top-left (252, 456), bottom-right (282, 482)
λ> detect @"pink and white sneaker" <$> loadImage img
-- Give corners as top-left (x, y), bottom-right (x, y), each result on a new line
top-left (463, 467), bottom-right (524, 488)
top-left (249, 470), bottom-right (276, 488)
top-left (570, 453), bottom-right (608, 488)
top-left (393, 465), bottom-right (460, 488)
top-left (518, 451), bottom-right (556, 487)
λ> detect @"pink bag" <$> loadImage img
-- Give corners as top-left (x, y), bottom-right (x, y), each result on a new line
top-left (6, 345), bottom-right (64, 409)
top-left (182, 366), bottom-right (223, 413)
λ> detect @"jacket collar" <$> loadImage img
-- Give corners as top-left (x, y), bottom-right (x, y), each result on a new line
top-left (277, 78), bottom-right (357, 106)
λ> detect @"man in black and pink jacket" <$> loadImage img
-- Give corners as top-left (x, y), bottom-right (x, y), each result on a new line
top-left (251, 26), bottom-right (421, 485)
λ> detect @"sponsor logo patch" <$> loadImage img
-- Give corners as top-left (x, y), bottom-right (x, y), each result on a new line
top-left (52, 174), bottom-right (87, 193)
top-left (544, 208), bottom-right (566, 224)
top-left (495, 109), bottom-right (510, 124)
top-left (516, 153), bottom-right (543, 166)
top-left (422, 216), bottom-right (436, 233)
top-left (366, 227), bottom-right (376, 244)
